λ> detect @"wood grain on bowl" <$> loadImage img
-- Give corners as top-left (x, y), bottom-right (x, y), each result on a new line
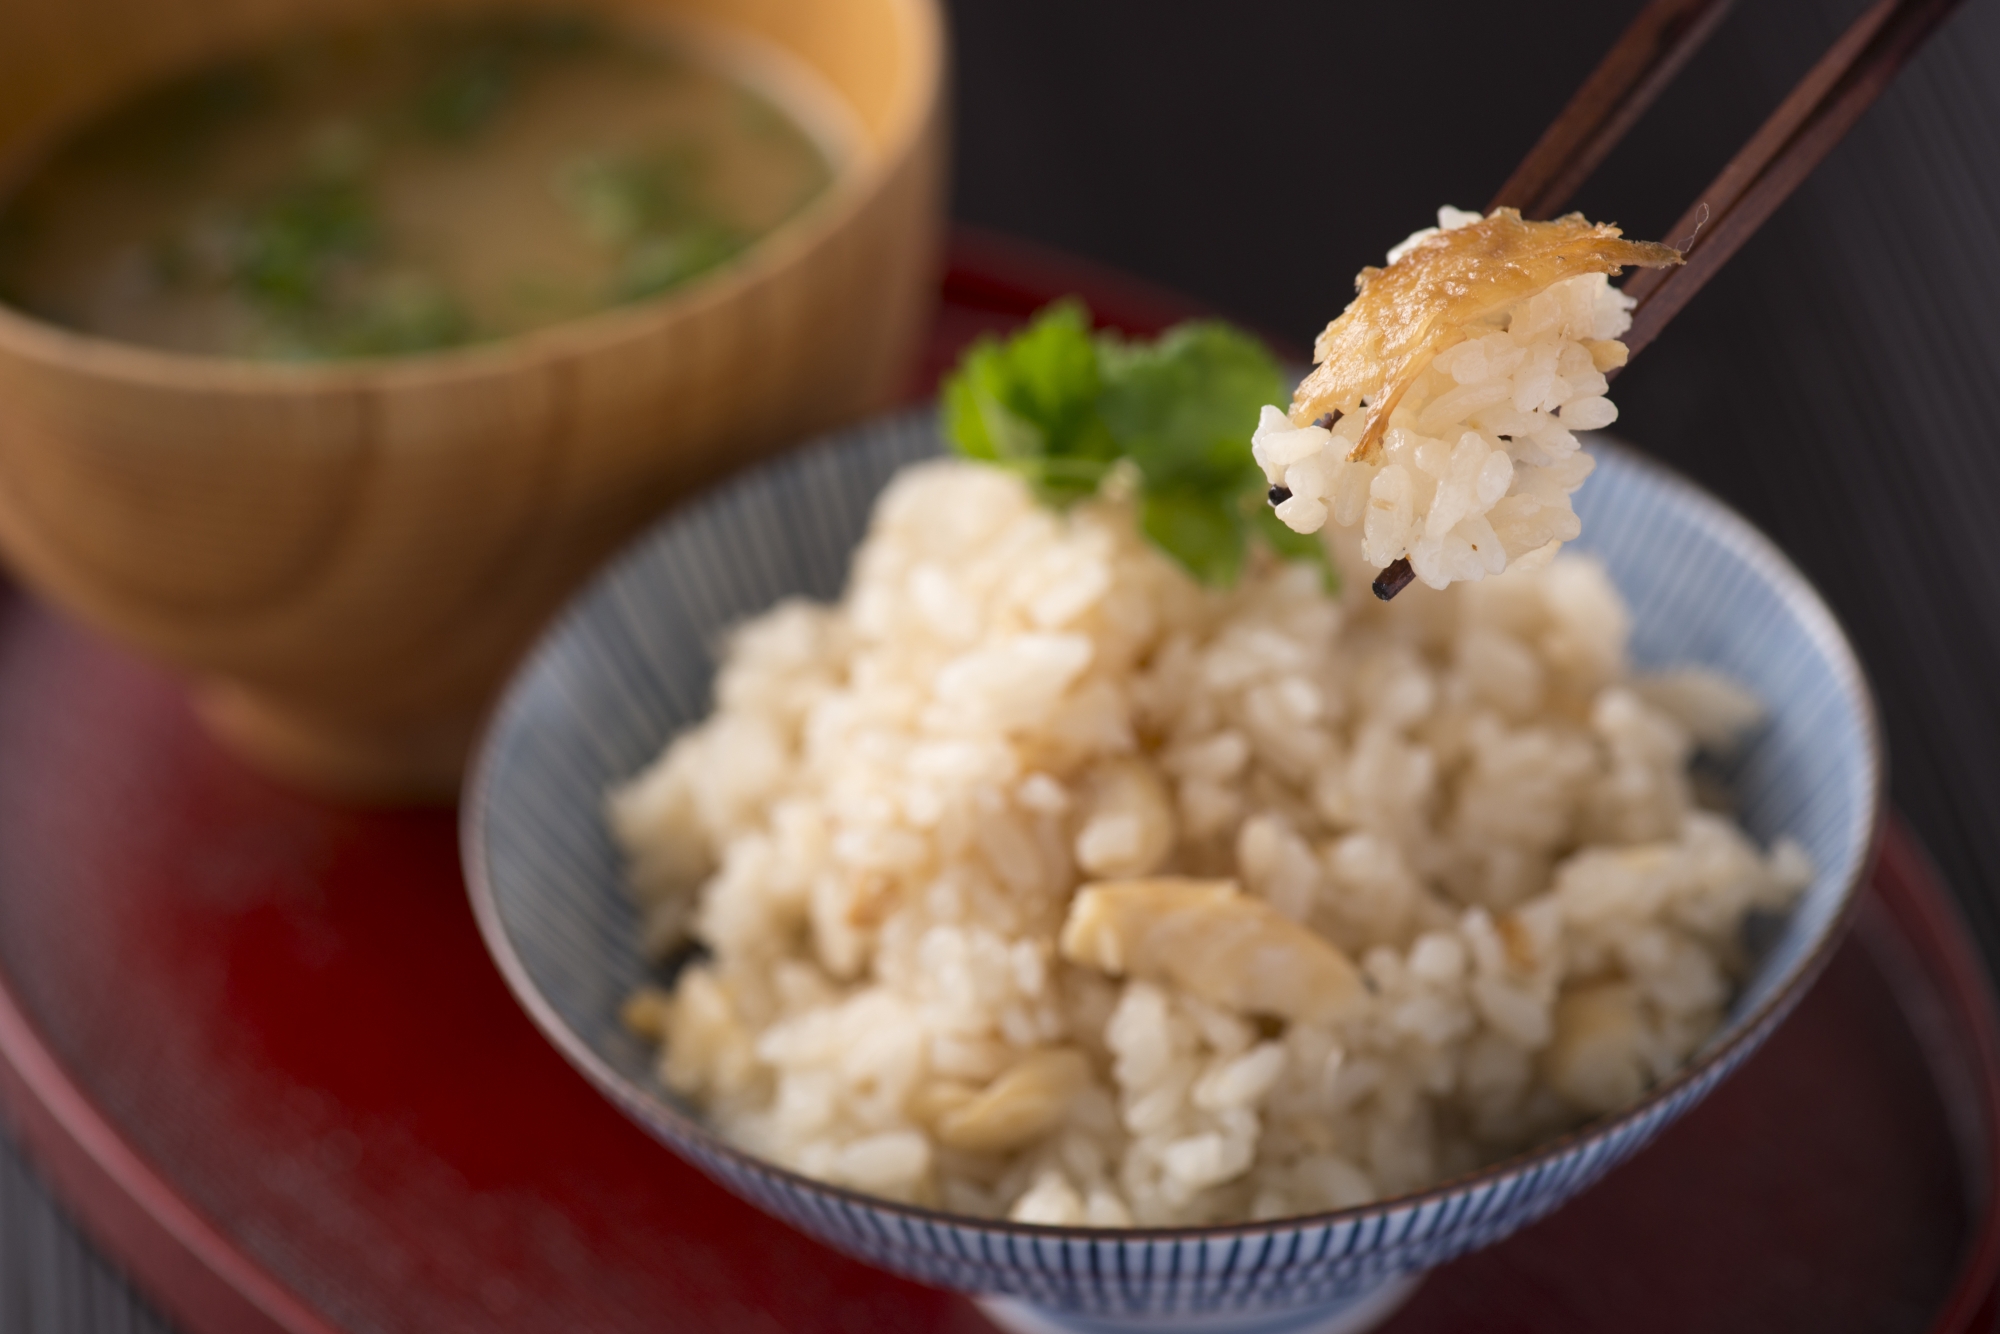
top-left (0, 0), bottom-right (945, 801)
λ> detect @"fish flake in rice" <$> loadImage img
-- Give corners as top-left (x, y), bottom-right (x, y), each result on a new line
top-left (611, 458), bottom-right (1805, 1226)
top-left (1253, 207), bottom-right (1681, 591)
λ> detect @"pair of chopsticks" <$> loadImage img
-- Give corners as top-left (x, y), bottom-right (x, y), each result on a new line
top-left (1492, 0), bottom-right (1968, 360)
top-left (1369, 0), bottom-right (1964, 603)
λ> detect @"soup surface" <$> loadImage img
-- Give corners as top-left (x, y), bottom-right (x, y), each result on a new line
top-left (0, 13), bottom-right (836, 359)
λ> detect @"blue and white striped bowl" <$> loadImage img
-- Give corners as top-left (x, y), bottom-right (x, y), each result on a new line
top-left (464, 410), bottom-right (1881, 1334)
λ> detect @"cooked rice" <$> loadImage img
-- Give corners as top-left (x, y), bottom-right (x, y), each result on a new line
top-left (610, 458), bottom-right (1808, 1227)
top-left (1256, 206), bottom-right (1634, 590)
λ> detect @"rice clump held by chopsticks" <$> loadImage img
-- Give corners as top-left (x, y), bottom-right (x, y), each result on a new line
top-left (1255, 206), bottom-right (1669, 591)
top-left (609, 460), bottom-right (1808, 1226)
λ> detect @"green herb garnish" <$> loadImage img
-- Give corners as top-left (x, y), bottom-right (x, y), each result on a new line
top-left (943, 300), bottom-right (1117, 507)
top-left (555, 148), bottom-right (750, 303)
top-left (941, 300), bottom-right (1334, 590)
top-left (232, 175), bottom-right (377, 310)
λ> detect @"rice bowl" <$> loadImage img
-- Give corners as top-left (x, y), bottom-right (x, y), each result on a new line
top-left (463, 406), bottom-right (1878, 1333)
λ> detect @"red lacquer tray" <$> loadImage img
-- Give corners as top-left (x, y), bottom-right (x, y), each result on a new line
top-left (0, 232), bottom-right (1995, 1334)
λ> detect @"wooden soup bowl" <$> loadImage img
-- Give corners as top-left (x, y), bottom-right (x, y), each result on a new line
top-left (0, 0), bottom-right (945, 801)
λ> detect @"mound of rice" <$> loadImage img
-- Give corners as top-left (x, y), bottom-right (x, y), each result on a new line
top-left (1255, 206), bottom-right (1643, 591)
top-left (611, 458), bottom-right (1808, 1227)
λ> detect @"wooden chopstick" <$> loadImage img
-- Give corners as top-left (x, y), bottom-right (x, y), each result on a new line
top-left (1489, 0), bottom-right (1737, 221)
top-left (1376, 0), bottom-right (1740, 601)
top-left (1489, 0), bottom-right (1966, 362)
top-left (1620, 0), bottom-right (1967, 358)
top-left (1371, 0), bottom-right (1963, 602)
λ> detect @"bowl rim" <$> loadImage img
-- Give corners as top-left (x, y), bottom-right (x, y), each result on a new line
top-left (0, 0), bottom-right (944, 392)
top-left (462, 425), bottom-right (1885, 1245)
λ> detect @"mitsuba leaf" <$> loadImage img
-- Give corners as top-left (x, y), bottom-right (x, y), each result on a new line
top-left (941, 299), bottom-right (1118, 506)
top-left (942, 344), bottom-right (1035, 461)
top-left (1141, 489), bottom-right (1244, 587)
top-left (1098, 322), bottom-right (1284, 495)
top-left (941, 299), bottom-right (1336, 590)
top-left (1099, 321), bottom-right (1286, 584)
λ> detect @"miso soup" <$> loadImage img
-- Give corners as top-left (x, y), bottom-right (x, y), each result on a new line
top-left (0, 13), bottom-right (837, 360)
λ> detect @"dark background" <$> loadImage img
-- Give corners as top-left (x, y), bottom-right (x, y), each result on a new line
top-left (946, 0), bottom-right (2000, 974)
top-left (3, 0), bottom-right (1999, 1326)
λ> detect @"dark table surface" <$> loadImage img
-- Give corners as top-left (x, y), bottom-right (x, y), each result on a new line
top-left (4, 0), bottom-right (1999, 1327)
